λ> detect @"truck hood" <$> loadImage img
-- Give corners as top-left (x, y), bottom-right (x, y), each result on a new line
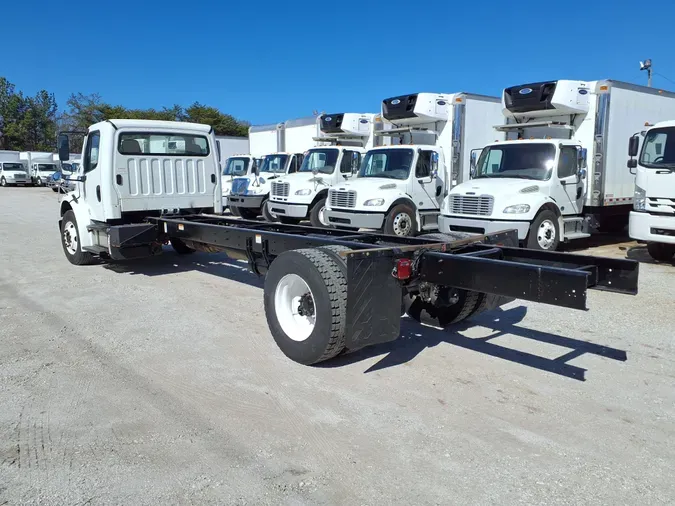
top-left (639, 168), bottom-right (675, 198)
top-left (450, 178), bottom-right (544, 197)
top-left (332, 178), bottom-right (407, 194)
top-left (3, 170), bottom-right (28, 176)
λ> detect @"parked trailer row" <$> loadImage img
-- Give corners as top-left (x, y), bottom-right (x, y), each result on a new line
top-left (52, 119), bottom-right (640, 366)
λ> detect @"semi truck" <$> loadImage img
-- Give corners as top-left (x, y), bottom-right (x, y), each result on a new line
top-left (228, 116), bottom-right (318, 221)
top-left (0, 151), bottom-right (31, 186)
top-left (441, 79), bottom-right (675, 250)
top-left (53, 118), bottom-right (639, 366)
top-left (323, 92), bottom-right (503, 237)
top-left (268, 112), bottom-right (385, 227)
top-left (628, 120), bottom-right (675, 262)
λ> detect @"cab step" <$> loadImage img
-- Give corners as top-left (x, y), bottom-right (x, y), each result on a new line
top-left (83, 245), bottom-right (108, 254)
top-left (564, 232), bottom-right (591, 240)
top-left (86, 221), bottom-right (109, 232)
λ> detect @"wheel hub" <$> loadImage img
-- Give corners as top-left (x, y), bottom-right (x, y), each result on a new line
top-left (537, 220), bottom-right (556, 249)
top-left (393, 213), bottom-right (412, 236)
top-left (297, 292), bottom-right (315, 317)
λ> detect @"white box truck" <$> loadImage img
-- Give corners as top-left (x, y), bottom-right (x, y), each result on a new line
top-left (440, 79), bottom-right (675, 250)
top-left (324, 92), bottom-right (503, 236)
top-left (0, 150), bottom-right (31, 186)
top-left (628, 120), bottom-right (675, 261)
top-left (228, 116), bottom-right (318, 220)
top-left (215, 136), bottom-right (249, 172)
top-left (268, 112), bottom-right (385, 227)
top-left (20, 151), bottom-right (60, 186)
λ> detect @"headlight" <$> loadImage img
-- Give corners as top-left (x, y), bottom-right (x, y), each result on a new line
top-left (364, 198), bottom-right (385, 206)
top-left (503, 204), bottom-right (531, 214)
top-left (633, 186), bottom-right (646, 212)
top-left (295, 189), bottom-right (312, 196)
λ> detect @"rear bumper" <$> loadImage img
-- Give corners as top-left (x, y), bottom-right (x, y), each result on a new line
top-left (228, 195), bottom-right (266, 208)
top-left (438, 215), bottom-right (531, 240)
top-left (629, 211), bottom-right (675, 244)
top-left (268, 202), bottom-right (309, 218)
top-left (325, 209), bottom-right (385, 229)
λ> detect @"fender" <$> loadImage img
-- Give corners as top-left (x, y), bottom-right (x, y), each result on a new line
top-left (59, 195), bottom-right (95, 248)
top-left (310, 188), bottom-right (330, 208)
top-left (385, 196), bottom-right (419, 230)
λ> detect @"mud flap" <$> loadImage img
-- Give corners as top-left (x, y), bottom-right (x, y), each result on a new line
top-left (344, 251), bottom-right (402, 352)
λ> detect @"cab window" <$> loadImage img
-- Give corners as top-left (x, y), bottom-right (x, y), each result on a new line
top-left (84, 131), bottom-right (101, 173)
top-left (557, 146), bottom-right (577, 179)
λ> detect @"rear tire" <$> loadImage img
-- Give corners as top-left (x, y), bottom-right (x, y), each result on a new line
top-left (404, 290), bottom-right (484, 328)
top-left (526, 210), bottom-right (559, 251)
top-left (383, 203), bottom-right (417, 237)
top-left (309, 197), bottom-right (328, 228)
top-left (170, 237), bottom-right (196, 255)
top-left (264, 248), bottom-right (348, 365)
top-left (647, 242), bottom-right (675, 262)
top-left (60, 210), bottom-right (96, 266)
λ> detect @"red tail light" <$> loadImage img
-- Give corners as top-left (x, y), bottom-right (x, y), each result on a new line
top-left (394, 258), bottom-right (413, 280)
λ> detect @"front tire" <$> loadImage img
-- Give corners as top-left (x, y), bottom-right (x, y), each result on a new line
top-left (264, 248), bottom-right (348, 365)
top-left (261, 199), bottom-right (277, 222)
top-left (647, 242), bottom-right (675, 262)
top-left (36, 177), bottom-right (43, 186)
top-left (229, 206), bottom-right (241, 217)
top-left (526, 210), bottom-right (560, 251)
top-left (383, 203), bottom-right (417, 237)
top-left (279, 217), bottom-right (302, 225)
top-left (0, 177), bottom-right (6, 187)
top-left (60, 210), bottom-right (95, 265)
top-left (238, 207), bottom-right (259, 220)
top-left (309, 197), bottom-right (328, 228)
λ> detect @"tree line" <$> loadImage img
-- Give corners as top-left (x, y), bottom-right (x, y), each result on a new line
top-left (0, 76), bottom-right (250, 152)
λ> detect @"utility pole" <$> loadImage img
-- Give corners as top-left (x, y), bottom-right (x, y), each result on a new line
top-left (640, 59), bottom-right (653, 87)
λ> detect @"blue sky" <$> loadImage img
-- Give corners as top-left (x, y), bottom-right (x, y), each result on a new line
top-left (4, 0), bottom-right (675, 126)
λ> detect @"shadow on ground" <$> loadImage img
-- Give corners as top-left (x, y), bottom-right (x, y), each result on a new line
top-left (323, 306), bottom-right (627, 381)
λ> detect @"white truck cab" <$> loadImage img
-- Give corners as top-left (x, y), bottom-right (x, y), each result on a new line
top-left (0, 160), bottom-right (31, 186)
top-left (55, 119), bottom-right (222, 264)
top-left (20, 151), bottom-right (60, 186)
top-left (227, 151), bottom-right (305, 220)
top-left (268, 112), bottom-right (381, 227)
top-left (441, 79), bottom-right (675, 250)
top-left (221, 154), bottom-right (262, 207)
top-left (628, 120), bottom-right (675, 261)
top-left (324, 92), bottom-right (502, 236)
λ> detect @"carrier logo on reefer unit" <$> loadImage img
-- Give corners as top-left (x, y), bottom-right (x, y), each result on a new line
top-left (391, 99), bottom-right (401, 105)
top-left (324, 117), bottom-right (332, 121)
top-left (519, 88), bottom-right (533, 95)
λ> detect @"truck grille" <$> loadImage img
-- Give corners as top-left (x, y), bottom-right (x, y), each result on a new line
top-left (449, 195), bottom-right (494, 216)
top-left (647, 197), bottom-right (675, 214)
top-left (271, 181), bottom-right (290, 197)
top-left (329, 189), bottom-right (356, 208)
top-left (231, 178), bottom-right (249, 195)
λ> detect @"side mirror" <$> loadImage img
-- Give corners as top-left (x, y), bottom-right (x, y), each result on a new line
top-left (628, 135), bottom-right (640, 157)
top-left (578, 168), bottom-right (587, 180)
top-left (351, 152), bottom-right (360, 173)
top-left (578, 147), bottom-right (587, 169)
top-left (431, 152), bottom-right (439, 178)
top-left (58, 134), bottom-right (70, 161)
top-left (253, 163), bottom-right (260, 176)
top-left (52, 171), bottom-right (62, 181)
top-left (627, 158), bottom-right (637, 174)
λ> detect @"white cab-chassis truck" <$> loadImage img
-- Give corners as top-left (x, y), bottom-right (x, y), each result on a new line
top-left (628, 120), bottom-right (675, 261)
top-left (441, 79), bottom-right (675, 250)
top-left (324, 92), bottom-right (503, 237)
top-left (53, 119), bottom-right (639, 366)
top-left (268, 112), bottom-right (382, 227)
top-left (221, 154), bottom-right (262, 207)
top-left (0, 151), bottom-right (31, 186)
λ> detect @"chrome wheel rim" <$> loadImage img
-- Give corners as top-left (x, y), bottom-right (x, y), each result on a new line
top-left (63, 221), bottom-right (78, 255)
top-left (537, 220), bottom-right (556, 249)
top-left (392, 212), bottom-right (413, 236)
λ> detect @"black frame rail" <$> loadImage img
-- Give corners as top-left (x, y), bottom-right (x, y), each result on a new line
top-left (151, 215), bottom-right (639, 311)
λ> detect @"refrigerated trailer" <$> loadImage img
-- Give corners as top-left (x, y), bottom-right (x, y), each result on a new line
top-left (441, 79), bottom-right (675, 250)
top-left (54, 119), bottom-right (639, 366)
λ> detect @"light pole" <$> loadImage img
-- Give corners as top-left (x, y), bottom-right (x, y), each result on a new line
top-left (640, 59), bottom-right (653, 87)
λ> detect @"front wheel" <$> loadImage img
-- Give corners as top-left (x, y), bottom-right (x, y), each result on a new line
top-left (383, 203), bottom-right (417, 237)
top-left (279, 216), bottom-right (302, 225)
top-left (0, 177), bottom-right (6, 187)
top-left (309, 198), bottom-right (329, 228)
top-left (238, 207), bottom-right (259, 220)
top-left (229, 206), bottom-right (241, 217)
top-left (647, 242), bottom-right (675, 262)
top-left (36, 177), bottom-right (43, 186)
top-left (170, 237), bottom-right (196, 255)
top-left (60, 210), bottom-right (96, 265)
top-left (526, 210), bottom-right (560, 251)
top-left (261, 199), bottom-right (278, 222)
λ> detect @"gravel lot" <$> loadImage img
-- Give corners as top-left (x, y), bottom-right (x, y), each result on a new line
top-left (1, 188), bottom-right (674, 505)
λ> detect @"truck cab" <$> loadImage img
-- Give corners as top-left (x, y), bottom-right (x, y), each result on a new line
top-left (221, 154), bottom-right (262, 208)
top-left (228, 151), bottom-right (304, 221)
top-left (0, 161), bottom-right (31, 186)
top-left (55, 119), bottom-right (222, 264)
top-left (628, 120), bottom-right (675, 261)
top-left (268, 112), bottom-right (379, 227)
top-left (32, 161), bottom-right (60, 186)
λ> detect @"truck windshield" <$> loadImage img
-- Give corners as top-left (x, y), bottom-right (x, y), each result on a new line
top-left (260, 155), bottom-right (288, 174)
top-left (474, 144), bottom-right (555, 181)
top-left (2, 163), bottom-right (24, 171)
top-left (639, 127), bottom-right (675, 168)
top-left (223, 157), bottom-right (250, 176)
top-left (358, 149), bottom-right (414, 180)
top-left (38, 164), bottom-right (58, 172)
top-left (299, 149), bottom-right (339, 174)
